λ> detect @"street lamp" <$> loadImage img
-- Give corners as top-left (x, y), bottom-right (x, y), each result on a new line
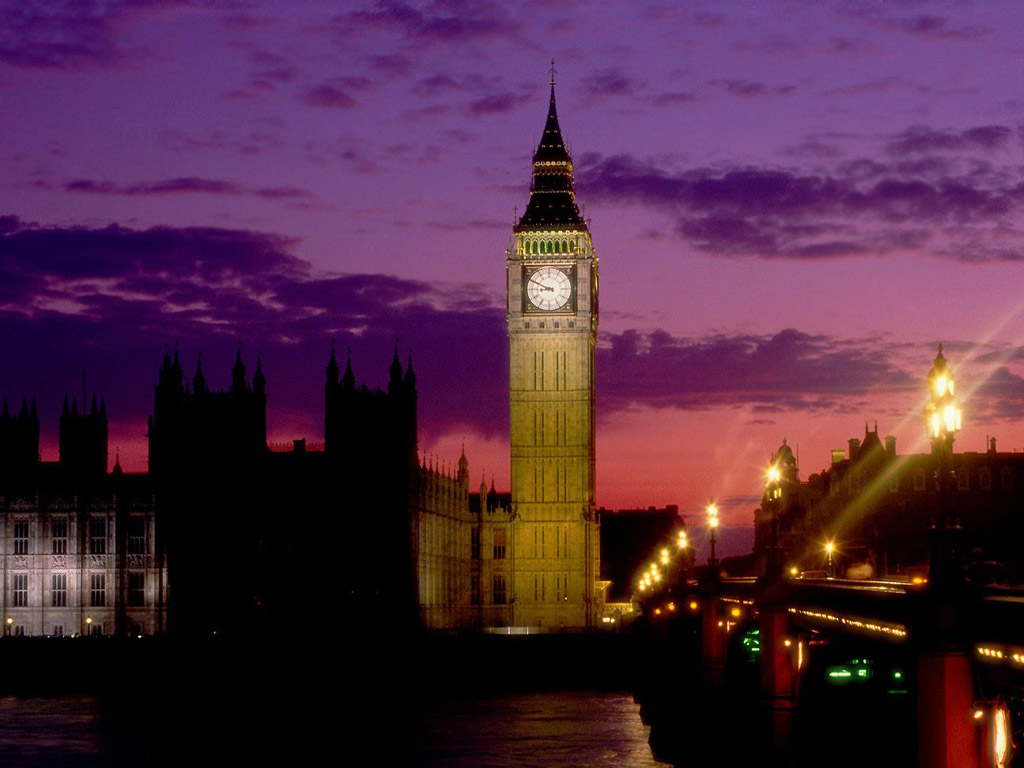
top-left (825, 541), bottom-right (835, 578)
top-left (924, 345), bottom-right (963, 587)
top-left (764, 463), bottom-right (784, 576)
top-left (707, 502), bottom-right (720, 568)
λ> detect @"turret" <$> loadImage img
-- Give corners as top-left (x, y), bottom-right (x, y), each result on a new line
top-left (193, 355), bottom-right (207, 396)
top-left (231, 344), bottom-right (247, 393)
top-left (388, 346), bottom-right (403, 395)
top-left (0, 393), bottom-right (40, 490)
top-left (404, 356), bottom-right (416, 390)
top-left (60, 388), bottom-right (108, 483)
top-left (253, 357), bottom-right (265, 395)
top-left (326, 344), bottom-right (340, 388)
top-left (457, 443), bottom-right (469, 493)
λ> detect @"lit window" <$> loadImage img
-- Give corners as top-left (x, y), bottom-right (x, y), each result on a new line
top-left (89, 518), bottom-right (106, 555)
top-left (51, 518), bottom-right (67, 554)
top-left (127, 517), bottom-right (146, 555)
top-left (957, 468), bottom-right (969, 491)
top-left (493, 529), bottom-right (506, 560)
top-left (13, 521), bottom-right (28, 555)
top-left (128, 572), bottom-right (145, 606)
top-left (90, 573), bottom-right (105, 607)
top-left (12, 573), bottom-right (27, 607)
top-left (980, 468), bottom-right (992, 491)
top-left (470, 528), bottom-right (481, 559)
top-left (52, 573), bottom-right (67, 607)
top-left (493, 575), bottom-right (507, 605)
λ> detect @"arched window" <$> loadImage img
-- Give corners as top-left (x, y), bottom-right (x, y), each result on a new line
top-left (569, 240), bottom-right (576, 253)
top-left (956, 467), bottom-right (969, 491)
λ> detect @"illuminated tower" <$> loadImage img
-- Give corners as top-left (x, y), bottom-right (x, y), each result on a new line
top-left (506, 70), bottom-right (599, 629)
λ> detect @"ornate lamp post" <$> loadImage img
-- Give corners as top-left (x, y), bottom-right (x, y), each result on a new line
top-left (923, 345), bottom-right (963, 588)
top-left (825, 541), bottom-right (835, 579)
top-left (765, 464), bottom-right (783, 577)
top-left (707, 502), bottom-right (719, 569)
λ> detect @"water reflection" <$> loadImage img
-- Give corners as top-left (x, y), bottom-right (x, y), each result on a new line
top-left (0, 695), bottom-right (103, 767)
top-left (403, 690), bottom-right (665, 768)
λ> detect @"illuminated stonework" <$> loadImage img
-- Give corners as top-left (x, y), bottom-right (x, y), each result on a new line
top-left (505, 79), bottom-right (601, 629)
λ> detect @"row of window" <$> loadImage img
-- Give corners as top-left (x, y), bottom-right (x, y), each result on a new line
top-left (469, 574), bottom-right (571, 605)
top-left (522, 320), bottom-right (576, 330)
top-left (8, 572), bottom-right (146, 607)
top-left (906, 466), bottom-right (1014, 492)
top-left (5, 517), bottom-right (147, 556)
top-left (517, 239), bottom-right (581, 256)
top-left (471, 527), bottom-right (508, 560)
top-left (3, 623), bottom-right (142, 638)
top-left (470, 527), bottom-right (575, 560)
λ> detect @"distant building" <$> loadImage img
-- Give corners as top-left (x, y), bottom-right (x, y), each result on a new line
top-left (755, 348), bottom-right (1024, 584)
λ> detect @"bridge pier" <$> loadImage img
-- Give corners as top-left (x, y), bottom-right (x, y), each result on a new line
top-left (916, 649), bottom-right (978, 768)
top-left (700, 595), bottom-right (727, 692)
top-left (758, 607), bottom-right (797, 757)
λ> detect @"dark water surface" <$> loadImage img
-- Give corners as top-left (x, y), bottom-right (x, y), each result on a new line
top-left (0, 689), bottom-right (663, 768)
top-left (0, 635), bottom-right (658, 767)
top-left (400, 690), bottom-right (664, 768)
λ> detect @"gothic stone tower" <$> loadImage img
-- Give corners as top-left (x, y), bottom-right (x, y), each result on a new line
top-left (506, 75), bottom-right (599, 630)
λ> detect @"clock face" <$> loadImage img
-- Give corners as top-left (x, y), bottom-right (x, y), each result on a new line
top-left (526, 267), bottom-right (573, 311)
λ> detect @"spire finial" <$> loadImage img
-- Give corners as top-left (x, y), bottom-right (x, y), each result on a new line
top-left (549, 58), bottom-right (557, 88)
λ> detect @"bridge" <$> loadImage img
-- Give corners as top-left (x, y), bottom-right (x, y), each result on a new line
top-left (633, 570), bottom-right (1023, 768)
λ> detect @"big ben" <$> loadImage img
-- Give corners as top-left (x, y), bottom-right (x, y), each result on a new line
top-left (506, 71), bottom-right (599, 630)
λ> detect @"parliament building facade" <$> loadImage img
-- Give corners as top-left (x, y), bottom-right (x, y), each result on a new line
top-left (0, 79), bottom-right (609, 636)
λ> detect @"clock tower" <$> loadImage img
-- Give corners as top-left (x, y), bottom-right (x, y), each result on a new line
top-left (506, 73), bottom-right (599, 630)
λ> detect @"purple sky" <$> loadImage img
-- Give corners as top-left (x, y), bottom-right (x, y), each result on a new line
top-left (4, 1), bottom-right (1024, 555)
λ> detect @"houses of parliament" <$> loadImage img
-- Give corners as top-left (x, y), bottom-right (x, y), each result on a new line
top-left (0, 79), bottom-right (609, 636)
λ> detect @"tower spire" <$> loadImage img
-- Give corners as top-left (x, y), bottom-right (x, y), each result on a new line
top-left (516, 65), bottom-right (582, 230)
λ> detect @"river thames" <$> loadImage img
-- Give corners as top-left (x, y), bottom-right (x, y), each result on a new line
top-left (0, 689), bottom-right (663, 767)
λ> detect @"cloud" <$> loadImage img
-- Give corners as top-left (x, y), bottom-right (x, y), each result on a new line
top-left (578, 68), bottom-right (644, 100)
top-left (860, 11), bottom-right (991, 42)
top-left (650, 91), bottom-right (698, 107)
top-left (576, 151), bottom-right (1024, 260)
top-left (341, 0), bottom-right (520, 44)
top-left (0, 0), bottom-right (186, 69)
top-left (597, 328), bottom-right (917, 415)
top-left (467, 92), bottom-right (530, 116)
top-left (64, 178), bottom-right (313, 201)
top-left (300, 76), bottom-right (373, 109)
top-left (887, 125), bottom-right (1015, 155)
top-left (3, 215), bottom-right (1024, 474)
top-left (707, 79), bottom-right (796, 98)
top-left (0, 217), bottom-right (508, 456)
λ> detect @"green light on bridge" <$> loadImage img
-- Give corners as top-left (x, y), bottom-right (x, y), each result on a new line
top-left (887, 668), bottom-right (909, 695)
top-left (740, 628), bottom-right (761, 660)
top-left (825, 658), bottom-right (874, 686)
